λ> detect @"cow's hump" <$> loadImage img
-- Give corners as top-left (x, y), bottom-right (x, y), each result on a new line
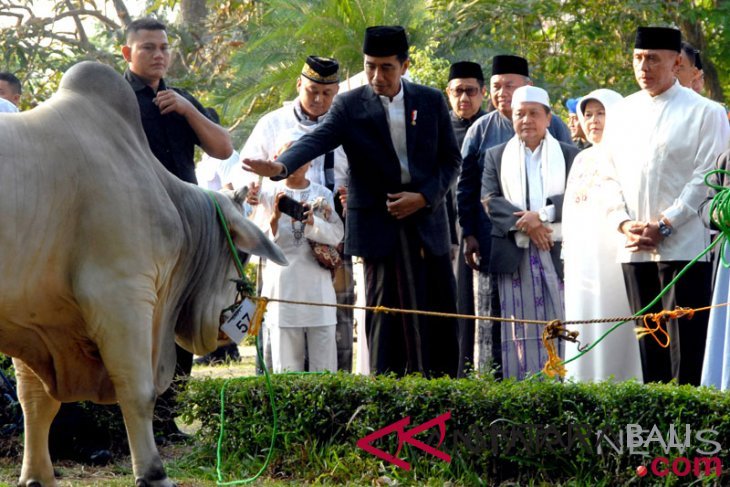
top-left (59, 61), bottom-right (141, 126)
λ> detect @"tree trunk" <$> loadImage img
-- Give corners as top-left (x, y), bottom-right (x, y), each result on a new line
top-left (180, 0), bottom-right (208, 38)
top-left (111, 0), bottom-right (132, 29)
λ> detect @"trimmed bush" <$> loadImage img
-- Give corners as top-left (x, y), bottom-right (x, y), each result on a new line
top-left (180, 374), bottom-right (730, 485)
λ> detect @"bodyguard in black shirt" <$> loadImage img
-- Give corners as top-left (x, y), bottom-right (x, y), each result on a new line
top-left (121, 17), bottom-right (232, 442)
top-left (122, 18), bottom-right (232, 184)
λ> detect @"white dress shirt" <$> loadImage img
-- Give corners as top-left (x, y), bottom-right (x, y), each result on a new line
top-left (523, 140), bottom-right (556, 220)
top-left (379, 83), bottom-right (411, 184)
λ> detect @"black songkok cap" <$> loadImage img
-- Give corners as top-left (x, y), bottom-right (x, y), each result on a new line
top-left (449, 61), bottom-right (484, 81)
top-left (634, 27), bottom-right (682, 52)
top-left (491, 55), bottom-right (529, 77)
top-left (301, 56), bottom-right (340, 84)
top-left (363, 25), bottom-right (408, 57)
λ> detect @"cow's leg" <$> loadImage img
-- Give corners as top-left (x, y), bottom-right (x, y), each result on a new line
top-left (92, 309), bottom-right (175, 487)
top-left (14, 359), bottom-right (60, 487)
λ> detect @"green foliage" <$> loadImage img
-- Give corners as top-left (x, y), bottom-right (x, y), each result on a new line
top-left (180, 374), bottom-right (730, 485)
top-left (3, 1), bottom-right (729, 136)
top-left (220, 0), bottom-right (429, 145)
top-left (428, 0), bottom-right (728, 109)
top-left (408, 38), bottom-right (451, 91)
top-left (0, 355), bottom-right (21, 457)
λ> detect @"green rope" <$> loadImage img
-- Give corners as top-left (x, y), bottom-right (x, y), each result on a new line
top-left (536, 169), bottom-right (730, 379)
top-left (706, 169), bottom-right (730, 268)
top-left (205, 191), bottom-right (278, 485)
top-left (205, 190), bottom-right (330, 484)
top-left (215, 336), bottom-right (279, 486)
top-left (206, 191), bottom-right (247, 278)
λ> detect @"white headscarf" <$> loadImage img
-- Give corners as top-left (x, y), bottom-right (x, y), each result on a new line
top-left (576, 89), bottom-right (623, 146)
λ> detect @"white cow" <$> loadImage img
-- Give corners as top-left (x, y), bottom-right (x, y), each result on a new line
top-left (0, 61), bottom-right (286, 487)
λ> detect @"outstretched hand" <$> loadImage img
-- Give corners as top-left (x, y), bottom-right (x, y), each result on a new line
top-left (242, 158), bottom-right (285, 178)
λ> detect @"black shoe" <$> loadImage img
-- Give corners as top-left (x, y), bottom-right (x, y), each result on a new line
top-left (166, 430), bottom-right (192, 444)
top-left (155, 420), bottom-right (192, 444)
top-left (86, 449), bottom-right (113, 466)
top-left (194, 343), bottom-right (240, 366)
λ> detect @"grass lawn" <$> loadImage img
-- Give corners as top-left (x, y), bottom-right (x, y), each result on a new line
top-left (0, 345), bottom-right (263, 487)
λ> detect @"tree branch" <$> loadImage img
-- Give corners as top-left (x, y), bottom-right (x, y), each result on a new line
top-left (111, 0), bottom-right (131, 29)
top-left (44, 9), bottom-right (120, 30)
top-left (63, 0), bottom-right (90, 50)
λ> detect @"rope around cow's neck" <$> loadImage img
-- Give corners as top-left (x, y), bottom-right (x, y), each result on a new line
top-left (207, 191), bottom-right (278, 485)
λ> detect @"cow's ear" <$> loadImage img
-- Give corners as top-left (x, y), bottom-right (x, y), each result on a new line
top-left (220, 187), bottom-right (248, 209)
top-left (230, 213), bottom-right (288, 266)
top-left (214, 192), bottom-right (288, 266)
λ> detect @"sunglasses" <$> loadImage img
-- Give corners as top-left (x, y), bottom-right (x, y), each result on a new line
top-left (448, 86), bottom-right (481, 97)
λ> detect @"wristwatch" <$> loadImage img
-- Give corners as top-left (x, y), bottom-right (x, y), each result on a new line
top-left (538, 208), bottom-right (549, 223)
top-left (658, 219), bottom-right (673, 237)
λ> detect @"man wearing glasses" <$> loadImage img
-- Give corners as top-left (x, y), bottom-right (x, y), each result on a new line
top-left (445, 61), bottom-right (487, 375)
top-left (447, 62), bottom-right (488, 147)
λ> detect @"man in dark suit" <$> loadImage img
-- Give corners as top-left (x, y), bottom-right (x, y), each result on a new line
top-left (482, 85), bottom-right (579, 379)
top-left (243, 25), bottom-right (461, 377)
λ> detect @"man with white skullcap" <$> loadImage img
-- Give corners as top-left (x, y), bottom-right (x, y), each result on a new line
top-left (456, 55), bottom-right (573, 376)
top-left (481, 85), bottom-right (580, 379)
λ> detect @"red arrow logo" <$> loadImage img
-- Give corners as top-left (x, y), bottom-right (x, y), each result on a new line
top-left (356, 411), bottom-right (452, 470)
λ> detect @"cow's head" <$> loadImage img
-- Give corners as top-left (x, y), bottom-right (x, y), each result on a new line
top-left (174, 186), bottom-right (286, 356)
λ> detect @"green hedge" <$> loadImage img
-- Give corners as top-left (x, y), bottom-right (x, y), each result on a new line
top-left (179, 374), bottom-right (730, 486)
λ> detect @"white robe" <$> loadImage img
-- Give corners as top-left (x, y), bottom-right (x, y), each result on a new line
top-left (562, 146), bottom-right (643, 382)
top-left (259, 181), bottom-right (344, 328)
top-left (234, 99), bottom-right (349, 191)
top-left (601, 81), bottom-right (729, 263)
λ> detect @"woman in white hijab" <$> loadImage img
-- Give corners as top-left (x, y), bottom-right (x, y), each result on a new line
top-left (563, 89), bottom-right (643, 383)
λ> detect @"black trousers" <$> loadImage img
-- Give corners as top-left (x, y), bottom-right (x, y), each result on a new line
top-left (364, 226), bottom-right (459, 378)
top-left (154, 344), bottom-right (193, 429)
top-left (455, 238), bottom-right (475, 377)
top-left (622, 261), bottom-right (711, 385)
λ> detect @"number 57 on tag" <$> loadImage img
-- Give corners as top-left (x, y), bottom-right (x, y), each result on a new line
top-left (220, 298), bottom-right (257, 344)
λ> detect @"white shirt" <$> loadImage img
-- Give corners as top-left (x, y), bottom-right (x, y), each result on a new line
top-left (602, 81), bottom-right (730, 262)
top-left (524, 142), bottom-right (544, 212)
top-left (235, 99), bottom-right (349, 190)
top-left (196, 150), bottom-right (240, 190)
top-left (0, 99), bottom-right (17, 113)
top-left (379, 83), bottom-right (410, 184)
top-left (522, 140), bottom-right (556, 221)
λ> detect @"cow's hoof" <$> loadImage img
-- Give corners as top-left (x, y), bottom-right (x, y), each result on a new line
top-left (18, 479), bottom-right (57, 487)
top-left (135, 478), bottom-right (176, 487)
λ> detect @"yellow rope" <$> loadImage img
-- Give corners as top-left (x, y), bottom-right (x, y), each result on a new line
top-left (248, 297), bottom-right (268, 337)
top-left (542, 320), bottom-right (568, 378)
top-left (241, 293), bottom-right (728, 327)
top-left (238, 294), bottom-right (729, 379)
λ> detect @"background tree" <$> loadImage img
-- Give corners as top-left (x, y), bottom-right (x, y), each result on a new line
top-left (429, 0), bottom-right (728, 110)
top-left (217, 0), bottom-right (428, 141)
top-left (0, 0), bottom-right (727, 143)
